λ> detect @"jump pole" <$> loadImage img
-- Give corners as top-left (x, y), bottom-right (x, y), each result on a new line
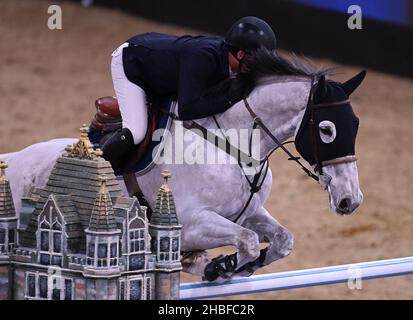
top-left (180, 256), bottom-right (413, 299)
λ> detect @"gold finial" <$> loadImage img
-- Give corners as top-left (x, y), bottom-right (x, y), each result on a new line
top-left (161, 170), bottom-right (171, 192)
top-left (99, 175), bottom-right (108, 194)
top-left (80, 124), bottom-right (89, 137)
top-left (0, 160), bottom-right (7, 181)
top-left (94, 148), bottom-right (103, 157)
top-left (65, 124), bottom-right (95, 159)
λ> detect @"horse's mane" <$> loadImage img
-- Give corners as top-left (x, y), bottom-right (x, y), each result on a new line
top-left (226, 48), bottom-right (332, 99)
top-left (249, 48), bottom-right (330, 80)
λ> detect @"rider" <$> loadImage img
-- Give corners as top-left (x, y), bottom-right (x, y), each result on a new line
top-left (102, 16), bottom-right (276, 168)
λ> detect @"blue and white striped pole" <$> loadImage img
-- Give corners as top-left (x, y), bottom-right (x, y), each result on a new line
top-left (180, 256), bottom-right (413, 299)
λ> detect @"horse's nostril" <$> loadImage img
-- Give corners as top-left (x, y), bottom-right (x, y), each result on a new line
top-left (338, 198), bottom-right (350, 210)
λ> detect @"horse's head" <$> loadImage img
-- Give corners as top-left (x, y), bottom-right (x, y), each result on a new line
top-left (295, 71), bottom-right (366, 215)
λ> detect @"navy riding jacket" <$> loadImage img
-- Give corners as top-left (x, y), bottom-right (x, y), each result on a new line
top-left (122, 32), bottom-right (232, 120)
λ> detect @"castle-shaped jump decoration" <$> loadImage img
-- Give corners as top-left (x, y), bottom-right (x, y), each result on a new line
top-left (0, 126), bottom-right (181, 300)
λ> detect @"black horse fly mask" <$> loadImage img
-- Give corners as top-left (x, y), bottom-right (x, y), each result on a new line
top-left (295, 71), bottom-right (366, 179)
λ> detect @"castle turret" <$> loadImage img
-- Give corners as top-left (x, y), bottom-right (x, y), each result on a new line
top-left (149, 171), bottom-right (182, 300)
top-left (0, 161), bottom-right (18, 257)
top-left (0, 160), bottom-right (18, 300)
top-left (84, 175), bottom-right (121, 277)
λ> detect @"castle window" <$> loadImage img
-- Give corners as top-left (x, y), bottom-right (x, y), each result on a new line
top-left (97, 243), bottom-right (108, 267)
top-left (64, 279), bottom-right (73, 300)
top-left (172, 237), bottom-right (179, 252)
top-left (8, 229), bottom-right (15, 247)
top-left (52, 221), bottom-right (62, 231)
top-left (87, 242), bottom-right (95, 265)
top-left (39, 275), bottom-right (48, 299)
top-left (0, 229), bottom-right (5, 253)
top-left (37, 208), bottom-right (64, 267)
top-left (145, 277), bottom-right (151, 300)
top-left (87, 239), bottom-right (119, 268)
top-left (157, 236), bottom-right (180, 262)
top-left (25, 272), bottom-right (73, 300)
top-left (110, 242), bottom-right (118, 266)
top-left (27, 273), bottom-right (36, 297)
top-left (129, 229), bottom-right (145, 252)
top-left (0, 228), bottom-right (17, 253)
top-left (127, 217), bottom-right (146, 271)
top-left (129, 278), bottom-right (142, 300)
top-left (0, 229), bottom-right (5, 244)
top-left (172, 237), bottom-right (180, 261)
top-left (53, 232), bottom-right (62, 253)
top-left (128, 218), bottom-right (145, 253)
top-left (118, 277), bottom-right (144, 300)
top-left (119, 280), bottom-right (125, 300)
top-left (159, 237), bottom-right (170, 261)
top-left (52, 277), bottom-right (60, 300)
top-left (160, 237), bottom-right (170, 252)
top-left (40, 230), bottom-right (49, 251)
top-left (129, 253), bottom-right (145, 270)
top-left (40, 220), bottom-right (49, 229)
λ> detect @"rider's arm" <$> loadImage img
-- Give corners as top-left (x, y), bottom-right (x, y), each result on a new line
top-left (177, 47), bottom-right (232, 121)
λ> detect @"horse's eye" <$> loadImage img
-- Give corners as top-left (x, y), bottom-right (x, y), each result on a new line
top-left (320, 127), bottom-right (332, 136)
top-left (319, 120), bottom-right (336, 144)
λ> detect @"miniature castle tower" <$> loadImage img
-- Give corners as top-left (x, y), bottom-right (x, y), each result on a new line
top-left (149, 171), bottom-right (182, 300)
top-left (0, 161), bottom-right (18, 255)
top-left (84, 175), bottom-right (121, 277)
top-left (0, 125), bottom-right (183, 300)
top-left (0, 161), bottom-right (18, 299)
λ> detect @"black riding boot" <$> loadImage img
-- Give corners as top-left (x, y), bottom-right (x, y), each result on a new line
top-left (101, 128), bottom-right (135, 170)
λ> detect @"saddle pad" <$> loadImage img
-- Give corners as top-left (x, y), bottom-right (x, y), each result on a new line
top-left (132, 99), bottom-right (176, 176)
top-left (89, 98), bottom-right (176, 176)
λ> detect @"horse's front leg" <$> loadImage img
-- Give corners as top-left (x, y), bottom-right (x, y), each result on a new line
top-left (180, 209), bottom-right (260, 281)
top-left (236, 206), bottom-right (294, 276)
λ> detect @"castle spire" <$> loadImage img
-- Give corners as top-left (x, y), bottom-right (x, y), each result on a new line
top-left (150, 171), bottom-right (179, 226)
top-left (0, 161), bottom-right (16, 218)
top-left (65, 124), bottom-right (102, 160)
top-left (87, 175), bottom-right (117, 232)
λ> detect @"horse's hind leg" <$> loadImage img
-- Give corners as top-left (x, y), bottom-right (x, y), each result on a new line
top-left (181, 209), bottom-right (260, 280)
top-left (236, 206), bottom-right (294, 276)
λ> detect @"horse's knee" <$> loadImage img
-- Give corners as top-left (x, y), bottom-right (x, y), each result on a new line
top-left (274, 228), bottom-right (294, 258)
top-left (237, 229), bottom-right (260, 260)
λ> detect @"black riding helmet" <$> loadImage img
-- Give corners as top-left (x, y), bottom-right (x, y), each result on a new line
top-left (225, 16), bottom-right (276, 57)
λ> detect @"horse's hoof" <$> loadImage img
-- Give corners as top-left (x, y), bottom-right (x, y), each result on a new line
top-left (203, 253), bottom-right (237, 281)
top-left (235, 247), bottom-right (268, 275)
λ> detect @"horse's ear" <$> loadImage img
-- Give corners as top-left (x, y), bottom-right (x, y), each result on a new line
top-left (315, 75), bottom-right (327, 100)
top-left (341, 70), bottom-right (367, 96)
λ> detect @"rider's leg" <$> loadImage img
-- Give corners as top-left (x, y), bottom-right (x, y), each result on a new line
top-left (102, 43), bottom-right (148, 167)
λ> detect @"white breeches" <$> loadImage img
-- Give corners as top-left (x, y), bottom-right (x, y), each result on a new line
top-left (111, 42), bottom-right (148, 145)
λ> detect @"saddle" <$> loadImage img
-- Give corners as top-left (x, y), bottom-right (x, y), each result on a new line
top-left (89, 96), bottom-right (159, 173)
